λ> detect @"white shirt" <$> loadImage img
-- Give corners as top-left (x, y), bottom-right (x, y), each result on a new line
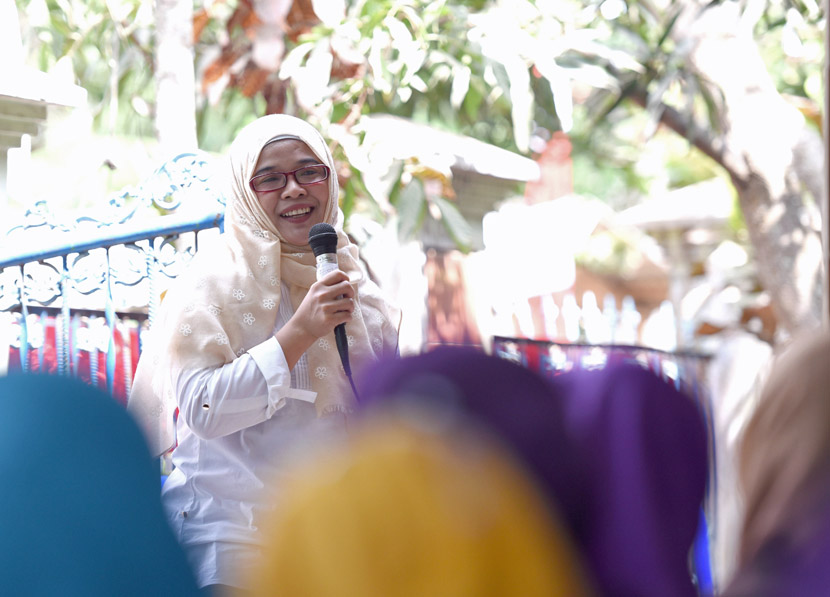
top-left (161, 283), bottom-right (348, 589)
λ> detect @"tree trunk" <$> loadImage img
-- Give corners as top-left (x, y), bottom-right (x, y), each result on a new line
top-left (676, 1), bottom-right (824, 336)
top-left (154, 0), bottom-right (198, 154)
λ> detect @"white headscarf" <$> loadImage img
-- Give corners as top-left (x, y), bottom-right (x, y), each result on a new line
top-left (129, 115), bottom-right (401, 456)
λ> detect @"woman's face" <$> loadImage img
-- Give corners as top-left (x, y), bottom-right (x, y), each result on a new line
top-left (252, 138), bottom-right (330, 246)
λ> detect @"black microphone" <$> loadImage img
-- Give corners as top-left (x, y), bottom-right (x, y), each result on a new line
top-left (308, 223), bottom-right (359, 401)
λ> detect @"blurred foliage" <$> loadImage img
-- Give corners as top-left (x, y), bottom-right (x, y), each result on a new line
top-left (755, 0), bottom-right (825, 120)
top-left (13, 0), bottom-right (825, 249)
top-left (18, 0), bottom-right (156, 137)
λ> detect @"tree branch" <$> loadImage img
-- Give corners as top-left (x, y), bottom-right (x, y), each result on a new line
top-left (626, 83), bottom-right (738, 180)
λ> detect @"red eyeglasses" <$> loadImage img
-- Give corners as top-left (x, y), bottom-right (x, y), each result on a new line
top-left (249, 164), bottom-right (329, 193)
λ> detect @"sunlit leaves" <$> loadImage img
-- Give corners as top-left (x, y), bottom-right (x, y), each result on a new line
top-left (368, 27), bottom-right (394, 96)
top-left (450, 64), bottom-right (471, 109)
top-left (310, 0), bottom-right (346, 27)
top-left (22, 0), bottom-right (823, 257)
top-left (19, 0), bottom-right (155, 132)
top-left (532, 56), bottom-right (573, 132)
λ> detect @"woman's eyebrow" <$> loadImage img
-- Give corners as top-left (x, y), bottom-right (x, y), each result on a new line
top-left (253, 165), bottom-right (276, 177)
top-left (253, 157), bottom-right (320, 178)
top-left (253, 165), bottom-right (274, 177)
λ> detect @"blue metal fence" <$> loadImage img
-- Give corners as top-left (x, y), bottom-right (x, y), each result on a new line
top-left (0, 151), bottom-right (226, 398)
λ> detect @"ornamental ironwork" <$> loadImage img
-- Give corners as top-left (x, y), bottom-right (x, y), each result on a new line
top-left (0, 151), bottom-right (226, 395)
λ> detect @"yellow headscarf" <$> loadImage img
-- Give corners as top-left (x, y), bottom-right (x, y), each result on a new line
top-left (245, 414), bottom-right (594, 597)
top-left (128, 115), bottom-right (401, 456)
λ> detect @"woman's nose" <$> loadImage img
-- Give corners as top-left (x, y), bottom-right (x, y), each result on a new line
top-left (280, 174), bottom-right (307, 197)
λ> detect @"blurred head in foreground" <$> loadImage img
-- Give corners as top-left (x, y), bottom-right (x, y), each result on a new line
top-left (247, 413), bottom-right (593, 597)
top-left (0, 373), bottom-right (200, 597)
top-left (552, 361), bottom-right (709, 597)
top-left (355, 346), bottom-right (582, 525)
top-left (724, 329), bottom-right (830, 596)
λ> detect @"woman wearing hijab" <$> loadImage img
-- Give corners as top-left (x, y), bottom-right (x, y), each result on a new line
top-left (553, 361), bottom-right (710, 597)
top-left (0, 373), bottom-right (201, 596)
top-left (723, 329), bottom-right (830, 596)
top-left (247, 412), bottom-right (594, 597)
top-left (128, 114), bottom-right (400, 593)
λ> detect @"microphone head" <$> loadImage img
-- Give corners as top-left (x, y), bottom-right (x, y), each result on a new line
top-left (308, 223), bottom-right (338, 257)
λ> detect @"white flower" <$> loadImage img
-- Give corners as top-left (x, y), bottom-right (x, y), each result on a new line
top-left (352, 306), bottom-right (363, 320)
top-left (207, 305), bottom-right (221, 316)
top-left (292, 252), bottom-right (304, 258)
top-left (347, 335), bottom-right (355, 347)
top-left (184, 303), bottom-right (195, 313)
top-left (253, 229), bottom-right (269, 239)
top-left (372, 337), bottom-right (383, 352)
top-left (238, 215), bottom-right (249, 225)
top-left (317, 338), bottom-right (330, 350)
top-left (270, 275), bottom-right (278, 287)
top-left (258, 256), bottom-right (268, 268)
top-left (179, 324), bottom-right (192, 336)
top-left (236, 348), bottom-right (246, 357)
top-left (215, 333), bottom-right (229, 345)
top-left (262, 298), bottom-right (276, 310)
top-left (232, 289), bottom-right (245, 300)
top-left (243, 313), bottom-right (255, 325)
top-left (314, 366), bottom-right (327, 379)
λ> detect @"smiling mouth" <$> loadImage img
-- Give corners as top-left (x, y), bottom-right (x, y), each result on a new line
top-left (281, 207), bottom-right (312, 218)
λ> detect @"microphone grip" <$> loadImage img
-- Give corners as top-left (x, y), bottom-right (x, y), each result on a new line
top-left (316, 255), bottom-right (349, 375)
top-left (335, 322), bottom-right (360, 402)
top-left (314, 251), bottom-right (360, 401)
top-left (334, 323), bottom-right (351, 376)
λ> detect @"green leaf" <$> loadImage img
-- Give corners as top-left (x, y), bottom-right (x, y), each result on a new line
top-left (432, 196), bottom-right (473, 253)
top-left (396, 179), bottom-right (426, 242)
top-left (696, 76), bottom-right (726, 133)
top-left (386, 161), bottom-right (405, 206)
top-left (463, 86), bottom-right (483, 120)
top-left (341, 176), bottom-right (356, 220)
top-left (657, 8), bottom-right (682, 50)
top-left (331, 101), bottom-right (351, 123)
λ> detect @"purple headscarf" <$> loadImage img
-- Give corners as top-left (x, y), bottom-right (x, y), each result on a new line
top-left (722, 482), bottom-right (830, 596)
top-left (355, 346), bottom-right (583, 529)
top-left (552, 361), bottom-right (709, 597)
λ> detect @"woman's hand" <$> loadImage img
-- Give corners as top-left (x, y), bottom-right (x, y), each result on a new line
top-left (276, 270), bottom-right (355, 369)
top-left (295, 270), bottom-right (355, 338)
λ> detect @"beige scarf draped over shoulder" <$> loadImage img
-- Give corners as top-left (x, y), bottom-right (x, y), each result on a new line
top-left (128, 115), bottom-right (401, 456)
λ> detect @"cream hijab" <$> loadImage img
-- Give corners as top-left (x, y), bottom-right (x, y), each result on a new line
top-left (129, 115), bottom-right (401, 457)
top-left (737, 328), bottom-right (830, 566)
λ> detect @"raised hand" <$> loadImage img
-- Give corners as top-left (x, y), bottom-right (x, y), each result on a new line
top-left (276, 270), bottom-right (354, 369)
top-left (293, 270), bottom-right (355, 339)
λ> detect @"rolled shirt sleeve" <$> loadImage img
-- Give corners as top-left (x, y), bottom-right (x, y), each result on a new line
top-left (175, 337), bottom-right (317, 440)
top-left (247, 337), bottom-right (317, 414)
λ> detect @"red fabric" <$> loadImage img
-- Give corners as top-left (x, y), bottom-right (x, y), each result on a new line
top-left (7, 315), bottom-right (142, 407)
